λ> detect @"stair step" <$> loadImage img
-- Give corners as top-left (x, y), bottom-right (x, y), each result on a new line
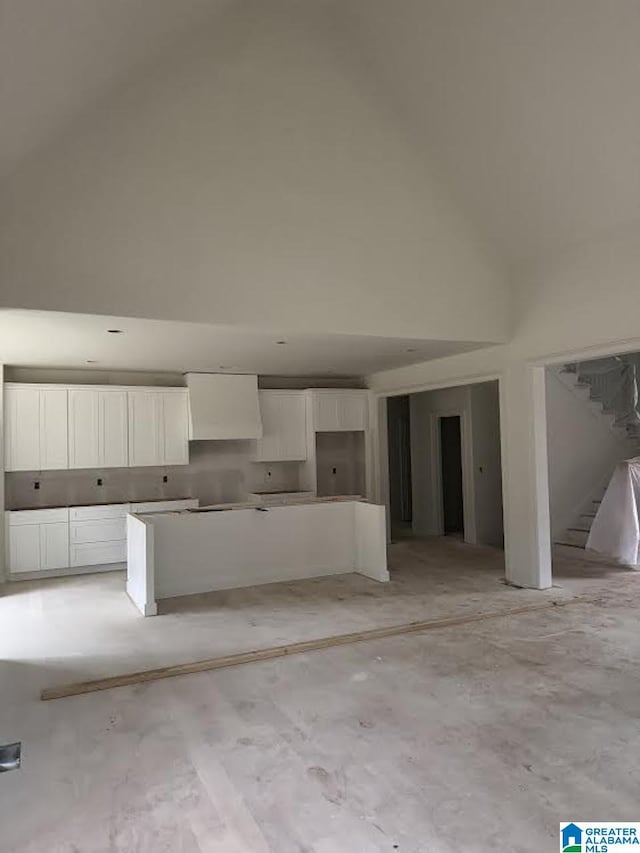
top-left (563, 528), bottom-right (590, 547)
top-left (555, 540), bottom-right (586, 550)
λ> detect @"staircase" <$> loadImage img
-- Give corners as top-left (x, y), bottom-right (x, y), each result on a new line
top-left (554, 356), bottom-right (640, 550)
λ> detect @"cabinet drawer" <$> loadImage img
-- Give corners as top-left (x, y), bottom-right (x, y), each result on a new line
top-left (70, 540), bottom-right (126, 567)
top-left (69, 504), bottom-right (130, 521)
top-left (70, 518), bottom-right (127, 544)
top-left (8, 508), bottom-right (69, 526)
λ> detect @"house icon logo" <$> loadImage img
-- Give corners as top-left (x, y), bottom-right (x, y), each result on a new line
top-left (562, 823), bottom-right (582, 852)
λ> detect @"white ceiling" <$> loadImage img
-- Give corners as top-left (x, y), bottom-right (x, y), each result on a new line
top-left (0, 310), bottom-right (484, 376)
top-left (0, 0), bottom-right (232, 176)
top-left (3, 0), bottom-right (639, 263)
top-left (346, 0), bottom-right (640, 263)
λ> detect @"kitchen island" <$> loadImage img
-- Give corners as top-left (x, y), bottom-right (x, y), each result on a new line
top-left (126, 496), bottom-right (388, 616)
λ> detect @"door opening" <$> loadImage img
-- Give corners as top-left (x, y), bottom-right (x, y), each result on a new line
top-left (439, 415), bottom-right (464, 536)
top-left (387, 395), bottom-right (413, 538)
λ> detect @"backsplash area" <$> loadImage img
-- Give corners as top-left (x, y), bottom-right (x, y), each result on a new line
top-left (5, 441), bottom-right (302, 510)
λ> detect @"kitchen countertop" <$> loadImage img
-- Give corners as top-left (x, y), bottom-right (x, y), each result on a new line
top-left (182, 494), bottom-right (365, 513)
top-left (7, 497), bottom-right (196, 511)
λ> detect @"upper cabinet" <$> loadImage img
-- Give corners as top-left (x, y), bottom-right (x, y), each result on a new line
top-left (309, 390), bottom-right (369, 432)
top-left (68, 389), bottom-right (128, 469)
top-left (255, 391), bottom-right (307, 461)
top-left (5, 385), bottom-right (68, 471)
top-left (128, 389), bottom-right (189, 467)
top-left (4, 383), bottom-right (189, 472)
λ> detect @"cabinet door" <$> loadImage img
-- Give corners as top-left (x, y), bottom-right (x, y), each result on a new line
top-left (312, 393), bottom-right (340, 432)
top-left (68, 389), bottom-right (100, 469)
top-left (256, 391), bottom-right (307, 460)
top-left (40, 388), bottom-right (69, 470)
top-left (128, 391), bottom-right (161, 467)
top-left (159, 391), bottom-right (189, 465)
top-left (100, 391), bottom-right (128, 467)
top-left (40, 522), bottom-right (69, 570)
top-left (9, 523), bottom-right (41, 573)
top-left (313, 391), bottom-right (368, 432)
top-left (255, 392), bottom-right (283, 460)
top-left (337, 392), bottom-right (368, 431)
top-left (4, 386), bottom-right (41, 471)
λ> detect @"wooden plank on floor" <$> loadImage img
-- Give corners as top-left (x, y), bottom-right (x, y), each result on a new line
top-left (41, 599), bottom-right (574, 701)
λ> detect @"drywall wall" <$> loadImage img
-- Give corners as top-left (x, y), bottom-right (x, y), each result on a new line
top-left (408, 381), bottom-right (502, 546)
top-left (470, 381), bottom-right (503, 547)
top-left (4, 367), bottom-right (185, 387)
top-left (410, 385), bottom-right (471, 538)
top-left (5, 442), bottom-right (301, 510)
top-left (368, 226), bottom-right (640, 588)
top-left (315, 432), bottom-right (365, 498)
top-left (0, 1), bottom-right (507, 344)
top-left (386, 394), bottom-right (411, 526)
top-left (545, 369), bottom-right (631, 539)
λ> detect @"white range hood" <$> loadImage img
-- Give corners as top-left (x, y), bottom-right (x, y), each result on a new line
top-left (185, 373), bottom-right (262, 440)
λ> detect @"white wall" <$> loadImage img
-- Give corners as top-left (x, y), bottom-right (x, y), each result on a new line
top-left (470, 381), bottom-right (503, 548)
top-left (368, 227), bottom-right (640, 588)
top-left (408, 381), bottom-right (502, 546)
top-left (0, 1), bottom-right (507, 344)
top-left (410, 385), bottom-right (471, 538)
top-left (545, 369), bottom-right (630, 539)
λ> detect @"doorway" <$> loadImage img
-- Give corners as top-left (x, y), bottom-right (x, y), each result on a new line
top-left (386, 395), bottom-right (413, 538)
top-left (439, 415), bottom-right (464, 536)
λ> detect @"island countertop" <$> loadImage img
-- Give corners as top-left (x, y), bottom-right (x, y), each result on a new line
top-left (127, 497), bottom-right (388, 616)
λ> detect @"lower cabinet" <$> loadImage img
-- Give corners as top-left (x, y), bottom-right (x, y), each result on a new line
top-left (6, 499), bottom-right (198, 576)
top-left (69, 504), bottom-right (129, 568)
top-left (7, 508), bottom-right (70, 574)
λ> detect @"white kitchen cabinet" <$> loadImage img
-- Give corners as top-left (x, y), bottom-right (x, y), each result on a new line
top-left (5, 385), bottom-right (68, 471)
top-left (100, 391), bottom-right (129, 467)
top-left (68, 389), bottom-right (100, 468)
top-left (127, 391), bottom-right (160, 467)
top-left (158, 391), bottom-right (190, 465)
top-left (5, 500), bottom-right (197, 577)
top-left (6, 508), bottom-right (70, 574)
top-left (128, 390), bottom-right (189, 467)
top-left (40, 522), bottom-right (71, 571)
top-left (69, 389), bottom-right (129, 469)
top-left (8, 524), bottom-right (41, 573)
top-left (309, 390), bottom-right (369, 432)
top-left (255, 391), bottom-right (307, 461)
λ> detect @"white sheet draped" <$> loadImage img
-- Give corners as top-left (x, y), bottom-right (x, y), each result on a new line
top-left (586, 457), bottom-right (640, 567)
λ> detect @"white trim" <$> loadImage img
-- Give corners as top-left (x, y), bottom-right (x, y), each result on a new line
top-left (371, 372), bottom-right (503, 401)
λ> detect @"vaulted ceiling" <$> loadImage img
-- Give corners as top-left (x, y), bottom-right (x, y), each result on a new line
top-left (2, 0), bottom-right (640, 265)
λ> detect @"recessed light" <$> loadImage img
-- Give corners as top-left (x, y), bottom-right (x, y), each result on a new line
top-left (275, 340), bottom-right (287, 345)
top-left (107, 329), bottom-right (124, 334)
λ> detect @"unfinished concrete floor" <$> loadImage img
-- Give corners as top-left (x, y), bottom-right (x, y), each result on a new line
top-left (1, 538), bottom-right (639, 851)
